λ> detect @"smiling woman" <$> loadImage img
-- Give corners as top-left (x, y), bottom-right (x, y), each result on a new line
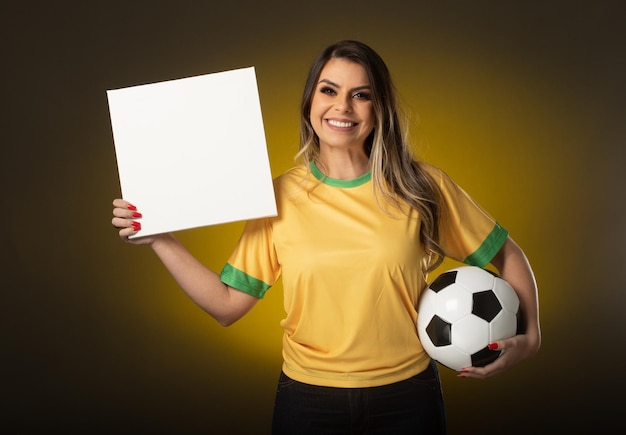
top-left (309, 58), bottom-right (375, 176)
top-left (111, 39), bottom-right (540, 435)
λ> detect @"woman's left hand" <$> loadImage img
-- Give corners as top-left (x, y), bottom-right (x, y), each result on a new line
top-left (456, 331), bottom-right (540, 379)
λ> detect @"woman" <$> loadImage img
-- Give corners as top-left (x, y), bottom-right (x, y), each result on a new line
top-left (112, 40), bottom-right (540, 434)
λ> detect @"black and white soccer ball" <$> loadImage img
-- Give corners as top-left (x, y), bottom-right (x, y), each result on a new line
top-left (417, 265), bottom-right (520, 371)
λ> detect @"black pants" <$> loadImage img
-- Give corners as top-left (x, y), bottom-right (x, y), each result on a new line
top-left (271, 360), bottom-right (447, 435)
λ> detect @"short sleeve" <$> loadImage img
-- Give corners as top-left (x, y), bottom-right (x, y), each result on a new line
top-left (219, 217), bottom-right (281, 298)
top-left (430, 166), bottom-right (509, 267)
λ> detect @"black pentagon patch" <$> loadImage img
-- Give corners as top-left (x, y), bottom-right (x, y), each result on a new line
top-left (472, 290), bottom-right (502, 322)
top-left (471, 346), bottom-right (501, 367)
top-left (429, 271), bottom-right (457, 292)
top-left (426, 315), bottom-right (452, 347)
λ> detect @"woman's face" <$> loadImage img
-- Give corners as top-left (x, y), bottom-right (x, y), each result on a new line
top-left (309, 58), bottom-right (375, 154)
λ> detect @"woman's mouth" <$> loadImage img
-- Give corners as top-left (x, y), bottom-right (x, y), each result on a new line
top-left (326, 119), bottom-right (357, 128)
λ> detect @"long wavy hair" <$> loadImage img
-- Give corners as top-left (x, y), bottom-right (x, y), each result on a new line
top-left (297, 40), bottom-right (445, 273)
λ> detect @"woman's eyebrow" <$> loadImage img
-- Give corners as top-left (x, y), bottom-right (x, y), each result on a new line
top-left (318, 78), bottom-right (371, 91)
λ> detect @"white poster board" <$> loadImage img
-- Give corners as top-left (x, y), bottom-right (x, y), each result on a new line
top-left (107, 67), bottom-right (277, 237)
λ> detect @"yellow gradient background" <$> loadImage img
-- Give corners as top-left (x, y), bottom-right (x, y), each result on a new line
top-left (3, 1), bottom-right (624, 433)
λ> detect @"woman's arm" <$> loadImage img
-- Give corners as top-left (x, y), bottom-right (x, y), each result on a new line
top-left (460, 236), bottom-right (541, 378)
top-left (112, 199), bottom-right (258, 326)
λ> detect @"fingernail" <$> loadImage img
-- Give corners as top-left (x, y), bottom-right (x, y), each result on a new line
top-left (132, 221), bottom-right (141, 230)
top-left (459, 369), bottom-right (469, 373)
top-left (132, 212), bottom-right (142, 218)
top-left (127, 204), bottom-right (137, 211)
top-left (488, 343), bottom-right (499, 350)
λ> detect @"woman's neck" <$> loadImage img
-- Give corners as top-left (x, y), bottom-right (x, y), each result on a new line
top-left (318, 148), bottom-right (370, 180)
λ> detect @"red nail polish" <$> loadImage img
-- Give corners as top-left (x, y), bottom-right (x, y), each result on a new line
top-left (132, 221), bottom-right (141, 230)
top-left (459, 369), bottom-right (469, 373)
top-left (127, 204), bottom-right (137, 211)
top-left (132, 212), bottom-right (142, 218)
top-left (488, 343), bottom-right (498, 350)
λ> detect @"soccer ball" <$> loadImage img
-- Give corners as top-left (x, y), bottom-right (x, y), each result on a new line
top-left (417, 266), bottom-right (520, 371)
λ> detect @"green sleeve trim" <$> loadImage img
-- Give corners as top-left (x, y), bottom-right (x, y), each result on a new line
top-left (462, 223), bottom-right (509, 268)
top-left (220, 263), bottom-right (271, 299)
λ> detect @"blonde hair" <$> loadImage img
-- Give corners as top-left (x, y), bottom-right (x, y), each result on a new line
top-left (297, 40), bottom-right (445, 272)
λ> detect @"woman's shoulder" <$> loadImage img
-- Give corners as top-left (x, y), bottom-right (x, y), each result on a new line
top-left (273, 164), bottom-right (308, 186)
top-left (416, 161), bottom-right (461, 192)
top-left (272, 165), bottom-right (315, 202)
top-left (417, 160), bottom-right (446, 180)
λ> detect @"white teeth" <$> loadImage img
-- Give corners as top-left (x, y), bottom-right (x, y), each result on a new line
top-left (328, 120), bottom-right (354, 128)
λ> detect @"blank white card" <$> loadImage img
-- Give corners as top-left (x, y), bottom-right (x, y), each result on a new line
top-left (107, 67), bottom-right (277, 237)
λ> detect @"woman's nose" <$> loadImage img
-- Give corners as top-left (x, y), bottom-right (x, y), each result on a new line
top-left (334, 95), bottom-right (352, 113)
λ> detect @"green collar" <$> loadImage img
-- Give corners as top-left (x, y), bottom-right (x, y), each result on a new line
top-left (310, 161), bottom-right (372, 188)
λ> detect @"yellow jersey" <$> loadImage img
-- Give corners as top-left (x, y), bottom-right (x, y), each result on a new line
top-left (220, 162), bottom-right (508, 387)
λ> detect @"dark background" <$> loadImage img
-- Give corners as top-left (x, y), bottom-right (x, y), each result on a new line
top-left (3, 1), bottom-right (625, 433)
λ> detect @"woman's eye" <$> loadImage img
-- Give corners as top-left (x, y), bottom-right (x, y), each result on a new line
top-left (353, 92), bottom-right (371, 100)
top-left (320, 86), bottom-right (336, 95)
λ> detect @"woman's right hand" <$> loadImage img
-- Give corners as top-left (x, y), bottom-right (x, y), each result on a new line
top-left (111, 199), bottom-right (156, 245)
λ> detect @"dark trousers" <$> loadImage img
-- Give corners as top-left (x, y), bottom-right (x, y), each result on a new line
top-left (271, 360), bottom-right (447, 435)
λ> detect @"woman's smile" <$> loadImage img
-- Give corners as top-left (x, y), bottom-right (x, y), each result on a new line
top-left (325, 118), bottom-right (358, 129)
